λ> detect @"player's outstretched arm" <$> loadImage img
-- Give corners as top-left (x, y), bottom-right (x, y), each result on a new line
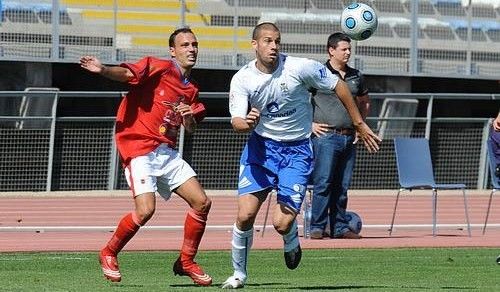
top-left (334, 80), bottom-right (381, 153)
top-left (79, 56), bottom-right (133, 82)
top-left (231, 108), bottom-right (260, 133)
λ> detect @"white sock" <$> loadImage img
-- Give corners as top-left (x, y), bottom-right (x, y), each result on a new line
top-left (283, 220), bottom-right (299, 252)
top-left (231, 223), bottom-right (253, 282)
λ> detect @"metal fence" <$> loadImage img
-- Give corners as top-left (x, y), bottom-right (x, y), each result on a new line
top-left (0, 90), bottom-right (497, 192)
top-left (0, 0), bottom-right (499, 79)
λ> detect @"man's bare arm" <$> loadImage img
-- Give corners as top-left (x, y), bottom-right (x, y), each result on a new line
top-left (80, 56), bottom-right (133, 82)
top-left (334, 80), bottom-right (381, 153)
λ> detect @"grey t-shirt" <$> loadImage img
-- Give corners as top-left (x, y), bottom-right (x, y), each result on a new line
top-left (311, 61), bottom-right (368, 129)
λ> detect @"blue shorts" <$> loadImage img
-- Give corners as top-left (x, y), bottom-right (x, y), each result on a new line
top-left (238, 132), bottom-right (313, 212)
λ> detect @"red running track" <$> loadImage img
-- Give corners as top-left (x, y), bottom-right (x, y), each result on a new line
top-left (0, 190), bottom-right (499, 252)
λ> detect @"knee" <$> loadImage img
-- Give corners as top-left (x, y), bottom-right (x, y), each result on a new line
top-left (192, 197), bottom-right (212, 214)
top-left (135, 205), bottom-right (155, 224)
top-left (236, 211), bottom-right (257, 230)
top-left (273, 223), bottom-right (289, 235)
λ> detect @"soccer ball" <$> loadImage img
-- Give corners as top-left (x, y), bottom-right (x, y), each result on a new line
top-left (340, 2), bottom-right (378, 41)
top-left (346, 211), bottom-right (362, 234)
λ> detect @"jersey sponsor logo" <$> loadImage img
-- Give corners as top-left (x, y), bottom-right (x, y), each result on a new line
top-left (293, 184), bottom-right (305, 193)
top-left (266, 101), bottom-right (279, 113)
top-left (290, 193), bottom-right (302, 204)
top-left (239, 176), bottom-right (252, 188)
top-left (159, 96), bottom-right (185, 138)
top-left (161, 95), bottom-right (185, 109)
top-left (264, 107), bottom-right (296, 118)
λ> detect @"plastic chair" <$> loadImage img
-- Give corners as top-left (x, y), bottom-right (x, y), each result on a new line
top-left (389, 137), bottom-right (471, 237)
top-left (482, 140), bottom-right (500, 234)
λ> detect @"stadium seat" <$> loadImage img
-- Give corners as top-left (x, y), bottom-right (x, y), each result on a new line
top-left (3, 2), bottom-right (39, 23)
top-left (60, 0), bottom-right (198, 10)
top-left (482, 135), bottom-right (500, 234)
top-left (310, 0), bottom-right (343, 10)
top-left (434, 0), bottom-right (466, 16)
top-left (403, 0), bottom-right (437, 15)
top-left (389, 137), bottom-right (471, 237)
top-left (224, 0), bottom-right (311, 10)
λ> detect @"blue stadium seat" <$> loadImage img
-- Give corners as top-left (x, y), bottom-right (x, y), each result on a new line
top-left (2, 1), bottom-right (38, 23)
top-left (31, 3), bottom-right (72, 25)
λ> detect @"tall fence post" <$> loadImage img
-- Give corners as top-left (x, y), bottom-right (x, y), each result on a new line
top-left (51, 0), bottom-right (60, 60)
top-left (46, 92), bottom-right (59, 191)
top-left (425, 95), bottom-right (433, 139)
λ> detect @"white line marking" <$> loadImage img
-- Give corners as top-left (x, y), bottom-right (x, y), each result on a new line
top-left (0, 223), bottom-right (496, 232)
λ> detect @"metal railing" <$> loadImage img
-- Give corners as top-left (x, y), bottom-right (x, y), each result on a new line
top-left (0, 91), bottom-right (497, 191)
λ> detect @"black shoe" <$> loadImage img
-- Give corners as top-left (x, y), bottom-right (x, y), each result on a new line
top-left (310, 229), bottom-right (324, 239)
top-left (495, 164), bottom-right (500, 178)
top-left (284, 244), bottom-right (302, 270)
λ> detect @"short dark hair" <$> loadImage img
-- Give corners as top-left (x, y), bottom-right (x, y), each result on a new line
top-left (252, 22), bottom-right (280, 40)
top-left (327, 32), bottom-right (351, 49)
top-left (169, 27), bottom-right (195, 48)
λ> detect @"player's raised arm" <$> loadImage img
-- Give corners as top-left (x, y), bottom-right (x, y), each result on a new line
top-left (334, 80), bottom-right (381, 153)
top-left (79, 56), bottom-right (133, 82)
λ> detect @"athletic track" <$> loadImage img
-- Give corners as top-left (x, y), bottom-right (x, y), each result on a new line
top-left (1, 189), bottom-right (499, 252)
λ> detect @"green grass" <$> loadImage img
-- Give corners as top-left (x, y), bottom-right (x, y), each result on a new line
top-left (1, 248), bottom-right (499, 291)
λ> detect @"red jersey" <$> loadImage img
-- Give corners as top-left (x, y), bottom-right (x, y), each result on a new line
top-left (116, 57), bottom-right (206, 166)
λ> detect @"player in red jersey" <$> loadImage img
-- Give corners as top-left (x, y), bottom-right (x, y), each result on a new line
top-left (79, 27), bottom-right (212, 286)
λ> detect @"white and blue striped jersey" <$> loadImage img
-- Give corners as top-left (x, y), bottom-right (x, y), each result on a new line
top-left (229, 53), bottom-right (339, 141)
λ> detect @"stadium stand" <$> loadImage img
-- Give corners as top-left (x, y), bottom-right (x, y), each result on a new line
top-left (372, 0), bottom-right (407, 14)
top-left (0, 0), bottom-right (498, 77)
top-left (224, 0), bottom-right (312, 10)
top-left (434, 0), bottom-right (467, 16)
top-left (310, 0), bottom-right (344, 10)
top-left (471, 2), bottom-right (497, 18)
top-left (402, 0), bottom-right (437, 15)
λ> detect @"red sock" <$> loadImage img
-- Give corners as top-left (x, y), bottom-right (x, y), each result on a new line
top-left (102, 212), bottom-right (141, 256)
top-left (180, 209), bottom-right (208, 264)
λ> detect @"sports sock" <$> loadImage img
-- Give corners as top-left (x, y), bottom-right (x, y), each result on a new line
top-left (283, 220), bottom-right (299, 252)
top-left (180, 209), bottom-right (208, 265)
top-left (231, 223), bottom-right (253, 282)
top-left (102, 212), bottom-right (141, 256)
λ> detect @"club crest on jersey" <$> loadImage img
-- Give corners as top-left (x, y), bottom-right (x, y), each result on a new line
top-left (266, 101), bottom-right (279, 113)
top-left (159, 124), bottom-right (167, 135)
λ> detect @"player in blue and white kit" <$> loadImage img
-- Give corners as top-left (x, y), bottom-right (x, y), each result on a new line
top-left (221, 22), bottom-right (380, 289)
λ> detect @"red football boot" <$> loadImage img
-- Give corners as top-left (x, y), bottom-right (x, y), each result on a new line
top-left (173, 257), bottom-right (212, 286)
top-left (98, 250), bottom-right (121, 282)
